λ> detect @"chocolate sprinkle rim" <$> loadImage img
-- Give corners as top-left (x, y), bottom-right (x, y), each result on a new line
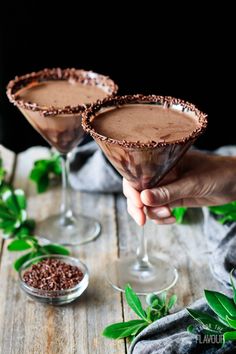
top-left (19, 255), bottom-right (89, 296)
top-left (7, 68), bottom-right (118, 117)
top-left (82, 94), bottom-right (208, 149)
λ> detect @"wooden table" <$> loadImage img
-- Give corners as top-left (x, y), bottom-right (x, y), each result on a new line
top-left (0, 145), bottom-right (221, 354)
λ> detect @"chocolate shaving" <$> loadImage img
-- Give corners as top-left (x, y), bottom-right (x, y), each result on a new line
top-left (6, 68), bottom-right (118, 117)
top-left (23, 258), bottom-right (84, 291)
top-left (82, 94), bottom-right (208, 149)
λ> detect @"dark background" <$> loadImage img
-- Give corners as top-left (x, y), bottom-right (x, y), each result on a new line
top-left (0, 3), bottom-right (234, 152)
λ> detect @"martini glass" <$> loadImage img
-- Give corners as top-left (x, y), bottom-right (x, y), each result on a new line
top-left (7, 68), bottom-right (117, 246)
top-left (82, 94), bottom-right (207, 294)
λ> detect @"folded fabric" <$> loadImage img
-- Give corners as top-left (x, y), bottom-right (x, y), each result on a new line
top-left (203, 208), bottom-right (236, 290)
top-left (205, 146), bottom-right (236, 288)
top-left (70, 141), bottom-right (122, 193)
top-left (129, 298), bottom-right (235, 354)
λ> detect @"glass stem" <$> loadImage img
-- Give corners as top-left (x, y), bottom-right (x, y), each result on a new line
top-left (60, 153), bottom-right (74, 226)
top-left (135, 224), bottom-right (151, 270)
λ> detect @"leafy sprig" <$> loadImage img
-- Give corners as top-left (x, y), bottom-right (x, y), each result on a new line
top-left (173, 202), bottom-right (236, 225)
top-left (0, 158), bottom-right (10, 195)
top-left (0, 158), bottom-right (6, 185)
top-left (0, 157), bottom-right (69, 270)
top-left (208, 203), bottom-right (236, 224)
top-left (172, 207), bottom-right (187, 224)
top-left (0, 189), bottom-right (35, 239)
top-left (187, 270), bottom-right (236, 346)
top-left (29, 153), bottom-right (62, 193)
top-left (103, 284), bottom-right (177, 342)
top-left (9, 238), bottom-right (70, 271)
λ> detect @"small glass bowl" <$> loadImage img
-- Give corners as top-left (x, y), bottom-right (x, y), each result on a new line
top-left (19, 254), bottom-right (89, 305)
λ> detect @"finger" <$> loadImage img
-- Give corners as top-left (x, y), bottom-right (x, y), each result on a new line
top-left (127, 198), bottom-right (146, 226)
top-left (153, 216), bottom-right (176, 225)
top-left (123, 178), bottom-right (143, 208)
top-left (146, 206), bottom-right (172, 220)
top-left (169, 198), bottom-right (208, 208)
top-left (140, 177), bottom-right (195, 207)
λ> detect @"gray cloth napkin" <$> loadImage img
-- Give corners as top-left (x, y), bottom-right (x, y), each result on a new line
top-left (70, 143), bottom-right (236, 353)
top-left (205, 146), bottom-right (236, 289)
top-left (129, 299), bottom-right (235, 354)
top-left (70, 141), bottom-right (122, 193)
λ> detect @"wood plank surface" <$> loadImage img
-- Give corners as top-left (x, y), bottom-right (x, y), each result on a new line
top-left (0, 147), bottom-right (125, 354)
top-left (0, 145), bottom-right (225, 354)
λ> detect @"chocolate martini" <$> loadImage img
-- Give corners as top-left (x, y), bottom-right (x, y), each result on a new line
top-left (82, 95), bottom-right (207, 294)
top-left (7, 68), bottom-right (117, 246)
top-left (92, 104), bottom-right (199, 143)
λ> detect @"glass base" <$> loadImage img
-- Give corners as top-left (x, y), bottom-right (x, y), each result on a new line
top-left (36, 213), bottom-right (101, 246)
top-left (107, 256), bottom-right (178, 295)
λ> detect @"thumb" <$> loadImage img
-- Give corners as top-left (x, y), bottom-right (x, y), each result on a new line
top-left (140, 177), bottom-right (195, 206)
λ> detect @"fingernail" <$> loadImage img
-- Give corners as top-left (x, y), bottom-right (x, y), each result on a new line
top-left (156, 209), bottom-right (170, 218)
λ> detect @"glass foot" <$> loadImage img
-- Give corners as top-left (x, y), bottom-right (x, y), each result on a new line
top-left (36, 213), bottom-right (101, 246)
top-left (107, 256), bottom-right (178, 295)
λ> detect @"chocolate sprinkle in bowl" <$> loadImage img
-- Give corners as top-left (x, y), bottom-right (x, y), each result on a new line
top-left (19, 255), bottom-right (89, 305)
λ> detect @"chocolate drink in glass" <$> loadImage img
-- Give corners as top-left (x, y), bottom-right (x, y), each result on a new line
top-left (7, 68), bottom-right (117, 246)
top-left (82, 95), bottom-right (207, 294)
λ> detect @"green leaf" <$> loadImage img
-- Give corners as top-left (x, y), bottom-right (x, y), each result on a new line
top-left (223, 331), bottom-right (236, 344)
top-left (29, 250), bottom-right (44, 258)
top-left (187, 308), bottom-right (231, 333)
top-left (187, 324), bottom-right (198, 334)
top-left (209, 202), bottom-right (236, 224)
top-left (103, 320), bottom-right (147, 339)
top-left (125, 285), bottom-right (147, 321)
top-left (172, 207), bottom-right (187, 224)
top-left (160, 291), bottom-right (167, 305)
top-left (14, 228), bottom-right (30, 238)
top-left (145, 306), bottom-right (152, 322)
top-left (226, 315), bottom-right (236, 329)
top-left (151, 299), bottom-right (162, 309)
top-left (37, 175), bottom-right (50, 193)
top-left (146, 293), bottom-right (161, 307)
top-left (30, 166), bottom-right (46, 182)
top-left (0, 182), bottom-right (11, 196)
top-left (127, 335), bottom-right (135, 343)
top-left (168, 294), bottom-right (177, 310)
top-left (0, 200), bottom-right (16, 220)
top-left (219, 214), bottom-right (236, 224)
top-left (8, 239), bottom-right (33, 251)
top-left (52, 156), bottom-right (62, 175)
top-left (42, 244), bottom-right (70, 255)
top-left (0, 219), bottom-right (17, 232)
top-left (19, 209), bottom-right (27, 222)
top-left (22, 219), bottom-right (36, 232)
top-left (205, 290), bottom-right (236, 320)
top-left (209, 202), bottom-right (236, 215)
top-left (230, 269), bottom-right (236, 305)
top-left (14, 189), bottom-right (26, 210)
top-left (13, 252), bottom-right (32, 271)
top-left (0, 158), bottom-right (6, 185)
top-left (2, 190), bottom-right (20, 215)
top-left (37, 245), bottom-right (51, 255)
top-left (29, 155), bottom-right (62, 193)
top-left (146, 293), bottom-right (159, 306)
